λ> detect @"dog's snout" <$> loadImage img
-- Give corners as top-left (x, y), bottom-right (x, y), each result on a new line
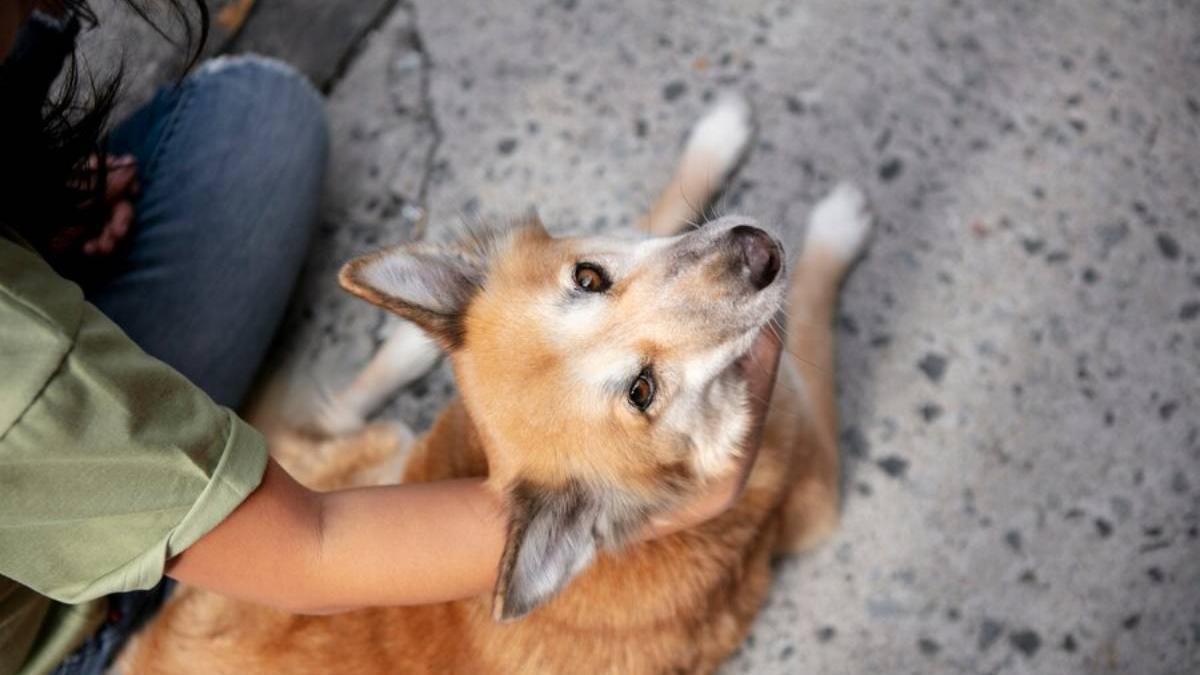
top-left (730, 225), bottom-right (781, 290)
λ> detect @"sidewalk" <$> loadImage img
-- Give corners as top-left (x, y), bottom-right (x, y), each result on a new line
top-left (90, 1), bottom-right (1200, 673)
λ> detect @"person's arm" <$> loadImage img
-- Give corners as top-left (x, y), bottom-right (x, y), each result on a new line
top-left (168, 327), bottom-right (784, 614)
top-left (167, 462), bottom-right (506, 613)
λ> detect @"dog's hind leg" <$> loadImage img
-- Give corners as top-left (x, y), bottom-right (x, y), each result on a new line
top-left (637, 96), bottom-right (753, 236)
top-left (314, 320), bottom-right (442, 434)
top-left (775, 183), bottom-right (873, 554)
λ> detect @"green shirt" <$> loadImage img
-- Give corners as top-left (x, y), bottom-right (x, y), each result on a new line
top-left (0, 230), bottom-right (268, 675)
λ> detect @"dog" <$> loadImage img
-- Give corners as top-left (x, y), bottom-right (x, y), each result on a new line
top-left (119, 95), bottom-right (874, 674)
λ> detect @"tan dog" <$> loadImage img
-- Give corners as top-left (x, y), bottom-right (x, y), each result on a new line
top-left (120, 97), bottom-right (873, 674)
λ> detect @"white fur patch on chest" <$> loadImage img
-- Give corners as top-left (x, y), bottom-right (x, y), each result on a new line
top-left (668, 347), bottom-right (753, 478)
top-left (691, 405), bottom-right (749, 477)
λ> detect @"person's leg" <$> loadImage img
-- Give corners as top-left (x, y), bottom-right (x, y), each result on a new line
top-left (87, 55), bottom-right (328, 408)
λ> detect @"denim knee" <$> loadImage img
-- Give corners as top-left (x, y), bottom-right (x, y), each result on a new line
top-left (86, 55), bottom-right (328, 407)
top-left (188, 54), bottom-right (330, 176)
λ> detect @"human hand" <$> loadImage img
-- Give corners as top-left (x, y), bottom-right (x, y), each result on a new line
top-left (47, 154), bottom-right (139, 257)
top-left (642, 321), bottom-right (785, 538)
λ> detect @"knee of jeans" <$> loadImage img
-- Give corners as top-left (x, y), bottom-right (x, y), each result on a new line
top-left (191, 55), bottom-right (329, 169)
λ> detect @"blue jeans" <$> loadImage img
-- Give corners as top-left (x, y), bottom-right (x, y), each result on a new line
top-left (52, 55), bottom-right (328, 675)
top-left (88, 54), bottom-right (328, 408)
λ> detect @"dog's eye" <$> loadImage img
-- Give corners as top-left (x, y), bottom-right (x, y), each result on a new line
top-left (628, 369), bottom-right (656, 412)
top-left (573, 263), bottom-right (611, 292)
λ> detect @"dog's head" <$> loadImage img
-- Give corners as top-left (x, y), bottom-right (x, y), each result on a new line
top-left (340, 215), bottom-right (786, 619)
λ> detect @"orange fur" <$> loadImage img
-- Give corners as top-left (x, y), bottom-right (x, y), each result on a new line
top-left (119, 105), bottom-right (862, 675)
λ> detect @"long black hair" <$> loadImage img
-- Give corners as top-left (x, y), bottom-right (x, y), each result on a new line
top-left (0, 0), bottom-right (208, 260)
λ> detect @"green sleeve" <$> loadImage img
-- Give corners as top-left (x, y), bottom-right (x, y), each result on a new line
top-left (0, 236), bottom-right (268, 604)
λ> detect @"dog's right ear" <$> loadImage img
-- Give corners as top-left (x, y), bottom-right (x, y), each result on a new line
top-left (339, 245), bottom-right (485, 350)
top-left (492, 481), bottom-right (612, 622)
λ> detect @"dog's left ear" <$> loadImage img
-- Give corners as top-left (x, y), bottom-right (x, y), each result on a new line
top-left (339, 244), bottom-right (485, 350)
top-left (492, 481), bottom-right (629, 621)
top-left (339, 216), bottom-right (548, 350)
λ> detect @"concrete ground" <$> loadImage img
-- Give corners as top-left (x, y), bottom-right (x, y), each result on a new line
top-left (90, 0), bottom-right (1199, 673)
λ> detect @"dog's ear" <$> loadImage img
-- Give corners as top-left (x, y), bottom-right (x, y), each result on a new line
top-left (492, 481), bottom-right (626, 621)
top-left (339, 244), bottom-right (484, 349)
top-left (339, 216), bottom-right (548, 349)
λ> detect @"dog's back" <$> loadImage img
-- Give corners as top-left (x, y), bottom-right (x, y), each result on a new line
top-left (120, 98), bottom-right (873, 675)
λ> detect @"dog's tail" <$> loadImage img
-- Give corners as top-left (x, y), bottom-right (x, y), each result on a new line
top-left (638, 95), bottom-right (754, 236)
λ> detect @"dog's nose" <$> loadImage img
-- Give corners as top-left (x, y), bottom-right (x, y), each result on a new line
top-left (730, 225), bottom-right (781, 290)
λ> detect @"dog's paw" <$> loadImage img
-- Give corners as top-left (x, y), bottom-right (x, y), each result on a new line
top-left (684, 94), bottom-right (754, 180)
top-left (805, 182), bottom-right (874, 262)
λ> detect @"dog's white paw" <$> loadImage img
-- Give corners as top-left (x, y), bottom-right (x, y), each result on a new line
top-left (684, 94), bottom-right (754, 180)
top-left (805, 182), bottom-right (874, 262)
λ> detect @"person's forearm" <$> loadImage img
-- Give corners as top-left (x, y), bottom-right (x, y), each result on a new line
top-left (169, 405), bottom-right (773, 616)
top-left (310, 475), bottom-right (507, 610)
top-left (168, 459), bottom-right (507, 613)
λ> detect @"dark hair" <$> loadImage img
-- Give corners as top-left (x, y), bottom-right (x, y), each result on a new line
top-left (0, 0), bottom-right (208, 263)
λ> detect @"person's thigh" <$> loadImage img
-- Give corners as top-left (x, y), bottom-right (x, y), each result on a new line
top-left (88, 55), bottom-right (328, 407)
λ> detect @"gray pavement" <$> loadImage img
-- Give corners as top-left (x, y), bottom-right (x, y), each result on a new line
top-left (91, 0), bottom-right (1200, 673)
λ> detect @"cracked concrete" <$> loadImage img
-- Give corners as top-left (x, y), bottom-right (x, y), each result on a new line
top-left (301, 2), bottom-right (1200, 672)
top-left (86, 0), bottom-right (1199, 673)
top-left (265, 0), bottom-right (453, 431)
